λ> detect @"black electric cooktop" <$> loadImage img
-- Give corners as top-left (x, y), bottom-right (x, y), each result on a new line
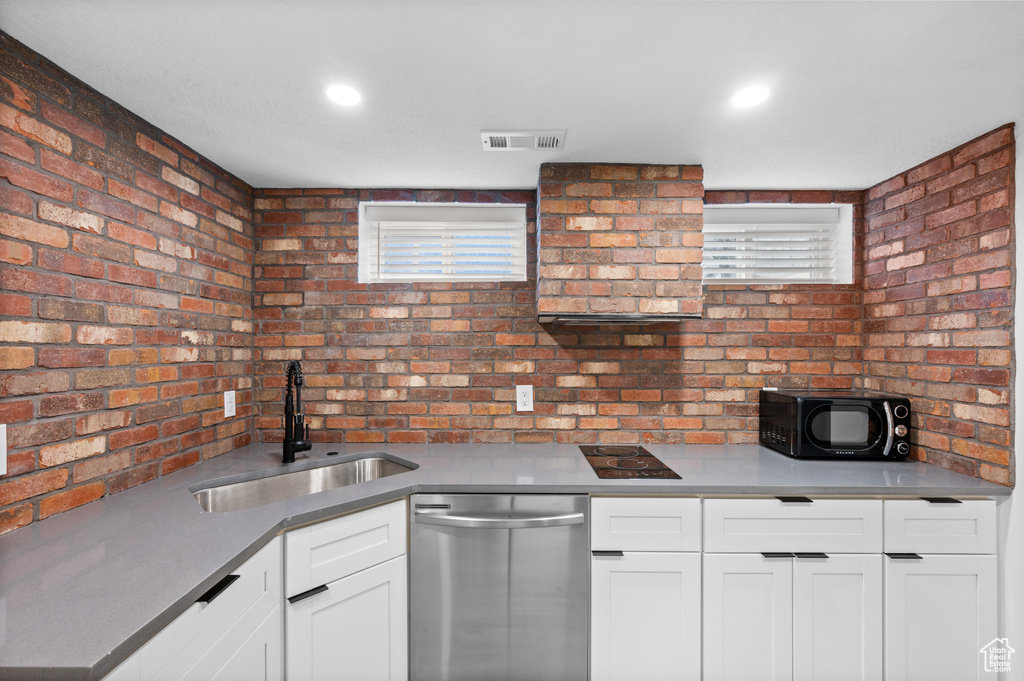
top-left (580, 445), bottom-right (681, 479)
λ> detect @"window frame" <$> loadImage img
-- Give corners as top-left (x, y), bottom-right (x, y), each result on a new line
top-left (357, 201), bottom-right (528, 284)
top-left (701, 203), bottom-right (854, 285)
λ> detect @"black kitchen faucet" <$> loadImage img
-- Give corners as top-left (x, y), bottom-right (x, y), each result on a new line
top-left (283, 360), bottom-right (312, 463)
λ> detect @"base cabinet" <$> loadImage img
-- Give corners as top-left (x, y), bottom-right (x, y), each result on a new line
top-left (884, 554), bottom-right (997, 681)
top-left (703, 553), bottom-right (883, 681)
top-left (591, 552), bottom-right (701, 681)
top-left (283, 500), bottom-right (408, 681)
top-left (590, 496), bottom-right (702, 681)
top-left (103, 537), bottom-right (283, 681)
top-left (103, 495), bottom-right (1001, 681)
top-left (194, 604), bottom-right (282, 681)
top-left (285, 555), bottom-right (407, 681)
top-left (792, 555), bottom-right (882, 681)
top-left (703, 553), bottom-right (793, 681)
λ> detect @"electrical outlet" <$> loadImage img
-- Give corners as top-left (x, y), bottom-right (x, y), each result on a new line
top-left (0, 424), bottom-right (6, 476)
top-left (224, 390), bottom-right (236, 418)
top-left (516, 385), bottom-right (533, 412)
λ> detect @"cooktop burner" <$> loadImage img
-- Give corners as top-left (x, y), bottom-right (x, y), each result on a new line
top-left (579, 445), bottom-right (681, 479)
top-left (604, 457), bottom-right (649, 470)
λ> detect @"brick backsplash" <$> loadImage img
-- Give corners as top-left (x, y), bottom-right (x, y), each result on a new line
top-left (253, 188), bottom-right (866, 448)
top-left (861, 125), bottom-right (1014, 485)
top-left (0, 33), bottom-right (254, 534)
top-left (0, 29), bottom-right (1014, 536)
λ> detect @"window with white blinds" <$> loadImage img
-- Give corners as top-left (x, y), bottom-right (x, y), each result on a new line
top-left (358, 202), bottom-right (527, 283)
top-left (702, 204), bottom-right (854, 284)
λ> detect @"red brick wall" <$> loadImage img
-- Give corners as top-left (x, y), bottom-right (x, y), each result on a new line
top-left (862, 125), bottom-right (1014, 485)
top-left (253, 188), bottom-right (865, 447)
top-left (0, 32), bottom-right (1014, 537)
top-left (0, 34), bottom-right (255, 534)
top-left (537, 163), bottom-right (704, 318)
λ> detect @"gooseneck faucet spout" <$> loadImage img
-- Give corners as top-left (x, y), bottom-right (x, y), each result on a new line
top-left (283, 360), bottom-right (312, 464)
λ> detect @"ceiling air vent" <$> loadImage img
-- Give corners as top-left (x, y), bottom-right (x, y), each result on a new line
top-left (481, 131), bottom-right (566, 152)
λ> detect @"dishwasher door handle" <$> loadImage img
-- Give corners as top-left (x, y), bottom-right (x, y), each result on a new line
top-left (413, 511), bottom-right (585, 529)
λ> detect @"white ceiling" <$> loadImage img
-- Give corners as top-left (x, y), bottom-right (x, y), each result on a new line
top-left (1, 1), bottom-right (1022, 191)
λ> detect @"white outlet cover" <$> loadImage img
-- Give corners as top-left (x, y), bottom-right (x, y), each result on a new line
top-left (516, 385), bottom-right (533, 412)
top-left (0, 424), bottom-right (6, 476)
top-left (224, 390), bottom-right (236, 418)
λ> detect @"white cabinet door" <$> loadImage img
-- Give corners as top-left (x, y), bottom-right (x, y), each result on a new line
top-left (133, 537), bottom-right (282, 681)
top-left (193, 605), bottom-right (283, 681)
top-left (285, 499), bottom-right (407, 597)
top-left (591, 497), bottom-right (702, 552)
top-left (703, 499), bottom-right (883, 554)
top-left (792, 555), bottom-right (882, 681)
top-left (885, 554), bottom-right (997, 681)
top-left (286, 555), bottom-right (408, 681)
top-left (591, 551), bottom-right (701, 681)
top-left (884, 499), bottom-right (996, 555)
top-left (703, 553), bottom-right (793, 681)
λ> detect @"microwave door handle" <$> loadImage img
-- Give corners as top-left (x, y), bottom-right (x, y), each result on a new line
top-left (882, 401), bottom-right (895, 457)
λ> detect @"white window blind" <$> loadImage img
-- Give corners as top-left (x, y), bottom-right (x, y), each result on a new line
top-left (702, 204), bottom-right (853, 284)
top-left (358, 202), bottom-right (527, 283)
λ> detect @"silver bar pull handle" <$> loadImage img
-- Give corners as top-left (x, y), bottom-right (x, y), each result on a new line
top-left (882, 401), bottom-right (895, 457)
top-left (413, 511), bottom-right (585, 529)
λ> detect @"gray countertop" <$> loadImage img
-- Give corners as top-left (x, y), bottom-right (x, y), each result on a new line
top-left (0, 442), bottom-right (1009, 681)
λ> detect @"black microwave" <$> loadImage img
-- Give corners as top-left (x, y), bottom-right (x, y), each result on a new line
top-left (759, 389), bottom-right (912, 460)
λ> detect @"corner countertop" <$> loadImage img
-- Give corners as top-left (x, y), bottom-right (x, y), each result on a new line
top-left (0, 442), bottom-right (1009, 680)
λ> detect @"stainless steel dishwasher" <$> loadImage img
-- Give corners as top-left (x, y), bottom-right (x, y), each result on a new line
top-left (410, 494), bottom-right (589, 681)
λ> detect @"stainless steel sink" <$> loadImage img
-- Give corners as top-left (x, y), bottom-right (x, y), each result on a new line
top-left (191, 456), bottom-right (416, 513)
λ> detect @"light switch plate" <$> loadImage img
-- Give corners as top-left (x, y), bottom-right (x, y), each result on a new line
top-left (0, 424), bottom-right (6, 476)
top-left (516, 385), bottom-right (533, 412)
top-left (224, 390), bottom-right (236, 418)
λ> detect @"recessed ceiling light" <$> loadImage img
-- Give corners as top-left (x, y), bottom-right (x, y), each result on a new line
top-left (326, 84), bottom-right (362, 106)
top-left (731, 85), bottom-right (770, 108)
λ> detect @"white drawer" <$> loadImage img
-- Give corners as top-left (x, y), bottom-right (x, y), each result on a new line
top-left (703, 498), bottom-right (883, 553)
top-left (884, 499), bottom-right (995, 554)
top-left (591, 497), bottom-right (701, 552)
top-left (285, 499), bottom-right (407, 596)
top-left (139, 536), bottom-right (282, 681)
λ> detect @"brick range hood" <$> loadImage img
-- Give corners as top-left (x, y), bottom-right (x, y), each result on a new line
top-left (536, 163), bottom-right (705, 324)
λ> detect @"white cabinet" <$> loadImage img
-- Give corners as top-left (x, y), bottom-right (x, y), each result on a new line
top-left (187, 603), bottom-right (282, 681)
top-left (792, 554), bottom-right (883, 681)
top-left (592, 496), bottom-right (702, 552)
top-left (883, 499), bottom-right (997, 681)
top-left (884, 498), bottom-right (996, 555)
top-left (590, 497), bottom-right (702, 681)
top-left (703, 498), bottom-right (883, 554)
top-left (286, 556), bottom-right (407, 681)
top-left (103, 537), bottom-right (283, 681)
top-left (703, 553), bottom-right (883, 681)
top-left (703, 498), bottom-right (884, 681)
top-left (885, 555), bottom-right (997, 681)
top-left (284, 499), bottom-right (408, 681)
top-left (284, 499), bottom-right (406, 597)
top-left (703, 553), bottom-right (793, 681)
top-left (592, 551), bottom-right (701, 681)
